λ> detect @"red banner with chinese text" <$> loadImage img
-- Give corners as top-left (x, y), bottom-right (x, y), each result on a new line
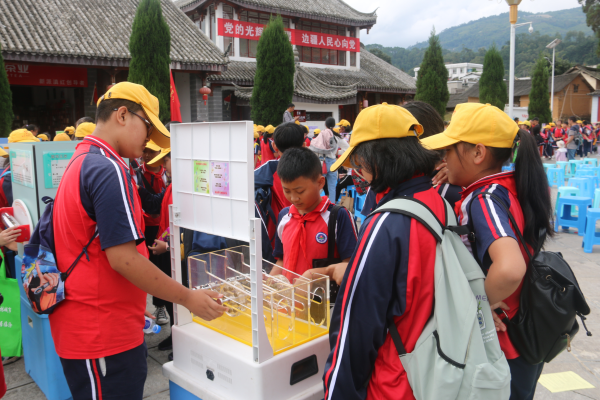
top-left (217, 18), bottom-right (359, 53)
top-left (4, 63), bottom-right (88, 87)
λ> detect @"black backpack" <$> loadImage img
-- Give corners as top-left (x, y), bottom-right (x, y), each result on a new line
top-left (468, 192), bottom-right (591, 365)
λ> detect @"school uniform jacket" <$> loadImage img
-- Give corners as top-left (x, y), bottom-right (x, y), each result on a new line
top-left (323, 176), bottom-right (446, 400)
top-left (254, 159), bottom-right (291, 241)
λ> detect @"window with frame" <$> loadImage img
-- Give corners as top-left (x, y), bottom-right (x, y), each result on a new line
top-left (296, 21), bottom-right (346, 66)
top-left (306, 111), bottom-right (333, 121)
top-left (223, 5), bottom-right (235, 55)
top-left (574, 84), bottom-right (579, 93)
top-left (238, 11), bottom-right (289, 58)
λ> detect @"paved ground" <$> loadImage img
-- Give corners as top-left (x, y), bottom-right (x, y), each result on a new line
top-left (4, 162), bottom-right (600, 399)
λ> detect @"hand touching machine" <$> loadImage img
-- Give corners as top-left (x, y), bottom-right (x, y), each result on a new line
top-left (163, 122), bottom-right (331, 400)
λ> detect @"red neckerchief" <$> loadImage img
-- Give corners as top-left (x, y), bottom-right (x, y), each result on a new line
top-left (287, 197), bottom-right (330, 271)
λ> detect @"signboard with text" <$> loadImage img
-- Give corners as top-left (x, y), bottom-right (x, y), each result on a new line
top-left (217, 18), bottom-right (359, 53)
top-left (294, 110), bottom-right (306, 123)
top-left (5, 63), bottom-right (88, 87)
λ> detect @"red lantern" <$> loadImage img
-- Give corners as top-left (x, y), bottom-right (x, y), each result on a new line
top-left (199, 86), bottom-right (212, 106)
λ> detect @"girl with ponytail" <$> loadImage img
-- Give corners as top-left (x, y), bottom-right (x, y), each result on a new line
top-left (421, 103), bottom-right (553, 400)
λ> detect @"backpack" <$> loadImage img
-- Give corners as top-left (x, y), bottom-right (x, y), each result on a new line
top-left (254, 187), bottom-right (277, 263)
top-left (467, 192), bottom-right (591, 365)
top-left (370, 198), bottom-right (511, 400)
top-left (21, 153), bottom-right (97, 315)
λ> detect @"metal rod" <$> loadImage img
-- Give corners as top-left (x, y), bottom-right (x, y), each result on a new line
top-left (551, 47), bottom-right (556, 120)
top-left (509, 22), bottom-right (516, 119)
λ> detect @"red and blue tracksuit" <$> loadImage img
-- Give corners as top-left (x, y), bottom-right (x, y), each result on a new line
top-left (323, 176), bottom-right (445, 400)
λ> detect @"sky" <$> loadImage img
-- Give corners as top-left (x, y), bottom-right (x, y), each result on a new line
top-left (343, 0), bottom-right (582, 48)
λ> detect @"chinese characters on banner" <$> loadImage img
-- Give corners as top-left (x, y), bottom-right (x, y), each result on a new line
top-left (294, 110), bottom-right (306, 123)
top-left (4, 63), bottom-right (88, 87)
top-left (217, 18), bottom-right (360, 53)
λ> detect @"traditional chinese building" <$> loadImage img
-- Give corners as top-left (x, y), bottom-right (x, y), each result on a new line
top-left (1, 0), bottom-right (227, 135)
top-left (176, 0), bottom-right (417, 129)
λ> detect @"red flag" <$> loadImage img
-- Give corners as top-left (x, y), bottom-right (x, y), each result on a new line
top-left (170, 70), bottom-right (182, 122)
top-left (90, 82), bottom-right (98, 106)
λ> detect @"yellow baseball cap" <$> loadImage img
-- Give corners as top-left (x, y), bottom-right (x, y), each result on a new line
top-left (75, 122), bottom-right (95, 138)
top-left (54, 133), bottom-right (72, 141)
top-left (8, 129), bottom-right (40, 143)
top-left (549, 123), bottom-right (556, 127)
top-left (336, 119), bottom-right (351, 127)
top-left (295, 120), bottom-right (300, 125)
top-left (254, 131), bottom-right (260, 139)
top-left (421, 103), bottom-right (518, 150)
top-left (331, 102), bottom-right (423, 171)
top-left (148, 147), bottom-right (171, 166)
top-left (314, 129), bottom-right (321, 135)
top-left (97, 81), bottom-right (170, 148)
top-left (256, 125), bottom-right (265, 132)
top-left (577, 120), bottom-right (583, 124)
top-left (0, 147), bottom-right (7, 158)
top-left (64, 126), bottom-right (75, 136)
top-left (37, 134), bottom-right (49, 141)
top-left (333, 127), bottom-right (341, 133)
top-left (145, 139), bottom-right (161, 152)
top-left (522, 120), bottom-right (531, 127)
top-left (265, 125), bottom-right (275, 134)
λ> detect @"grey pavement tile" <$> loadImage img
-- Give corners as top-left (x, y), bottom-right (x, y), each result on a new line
top-left (143, 356), bottom-right (170, 399)
top-left (3, 382), bottom-right (46, 400)
top-left (144, 389), bottom-right (171, 400)
top-left (3, 357), bottom-right (32, 390)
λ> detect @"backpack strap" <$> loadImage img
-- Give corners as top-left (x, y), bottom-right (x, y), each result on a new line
top-left (369, 196), bottom-right (447, 359)
top-left (327, 205), bottom-right (342, 260)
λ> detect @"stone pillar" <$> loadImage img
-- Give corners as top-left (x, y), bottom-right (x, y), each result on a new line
top-left (216, 3), bottom-right (224, 51)
top-left (208, 86), bottom-right (224, 122)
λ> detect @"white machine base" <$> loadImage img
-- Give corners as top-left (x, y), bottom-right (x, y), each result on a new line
top-left (163, 323), bottom-right (329, 400)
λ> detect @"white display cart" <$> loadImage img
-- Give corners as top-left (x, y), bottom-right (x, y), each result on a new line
top-left (163, 121), bottom-right (329, 400)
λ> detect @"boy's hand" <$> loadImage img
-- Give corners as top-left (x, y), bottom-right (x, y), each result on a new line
top-left (148, 239), bottom-right (168, 255)
top-left (184, 290), bottom-right (228, 321)
top-left (303, 262), bottom-right (349, 285)
top-left (0, 226), bottom-right (21, 247)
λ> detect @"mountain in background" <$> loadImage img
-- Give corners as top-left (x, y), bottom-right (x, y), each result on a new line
top-left (410, 7), bottom-right (591, 51)
top-left (365, 7), bottom-right (600, 79)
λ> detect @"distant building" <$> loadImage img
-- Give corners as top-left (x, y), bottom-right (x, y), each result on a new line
top-left (456, 72), bottom-right (594, 121)
top-left (414, 63), bottom-right (483, 80)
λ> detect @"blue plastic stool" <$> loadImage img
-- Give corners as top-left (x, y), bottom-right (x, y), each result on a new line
top-left (547, 168), bottom-right (565, 187)
top-left (556, 161), bottom-right (569, 173)
top-left (583, 208), bottom-right (600, 253)
top-left (354, 193), bottom-right (367, 224)
top-left (595, 188), bottom-right (600, 209)
top-left (554, 196), bottom-right (592, 236)
top-left (569, 160), bottom-right (584, 176)
top-left (557, 187), bottom-right (580, 223)
top-left (583, 158), bottom-right (598, 167)
top-left (337, 185), bottom-right (356, 203)
top-left (576, 169), bottom-right (596, 178)
top-left (569, 177), bottom-right (595, 198)
top-left (543, 163), bottom-right (556, 173)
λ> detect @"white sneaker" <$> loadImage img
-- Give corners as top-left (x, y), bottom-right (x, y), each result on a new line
top-left (154, 306), bottom-right (169, 325)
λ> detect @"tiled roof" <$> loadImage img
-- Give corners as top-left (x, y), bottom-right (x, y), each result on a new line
top-left (210, 48), bottom-right (417, 98)
top-left (176, 0), bottom-right (376, 27)
top-left (0, 0), bottom-right (227, 71)
top-left (233, 66), bottom-right (357, 103)
top-left (465, 72), bottom-right (588, 99)
top-left (566, 65), bottom-right (600, 82)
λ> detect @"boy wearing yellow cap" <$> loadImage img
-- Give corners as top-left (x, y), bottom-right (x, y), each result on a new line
top-left (50, 82), bottom-right (226, 399)
top-left (321, 103), bottom-right (448, 399)
top-left (421, 102), bottom-right (553, 399)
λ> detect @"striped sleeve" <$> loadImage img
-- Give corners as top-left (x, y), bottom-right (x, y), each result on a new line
top-left (81, 154), bottom-right (145, 250)
top-left (469, 185), bottom-right (517, 265)
top-left (323, 212), bottom-right (408, 400)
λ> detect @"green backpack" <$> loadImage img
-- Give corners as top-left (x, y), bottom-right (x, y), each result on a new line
top-left (371, 198), bottom-right (511, 400)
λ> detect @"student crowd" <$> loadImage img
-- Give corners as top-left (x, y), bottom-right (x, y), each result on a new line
top-left (0, 82), bottom-right (569, 400)
top-left (514, 116), bottom-right (600, 161)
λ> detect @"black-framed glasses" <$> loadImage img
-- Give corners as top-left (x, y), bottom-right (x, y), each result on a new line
top-left (113, 108), bottom-right (153, 137)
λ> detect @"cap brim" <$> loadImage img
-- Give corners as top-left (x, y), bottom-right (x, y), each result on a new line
top-left (420, 132), bottom-right (460, 150)
top-left (330, 146), bottom-right (356, 172)
top-left (148, 148), bottom-right (170, 166)
top-left (143, 105), bottom-right (170, 148)
top-left (0, 148), bottom-right (8, 158)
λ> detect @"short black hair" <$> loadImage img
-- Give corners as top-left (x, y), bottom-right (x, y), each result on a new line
top-left (288, 103), bottom-right (295, 108)
top-left (25, 124), bottom-right (38, 132)
top-left (569, 116), bottom-right (577, 123)
top-left (273, 123), bottom-right (305, 153)
top-left (76, 117), bottom-right (94, 128)
top-left (277, 147), bottom-right (322, 183)
top-left (96, 99), bottom-right (143, 123)
top-left (401, 101), bottom-right (444, 139)
top-left (531, 117), bottom-right (539, 122)
top-left (350, 137), bottom-right (441, 193)
top-left (325, 117), bottom-right (336, 129)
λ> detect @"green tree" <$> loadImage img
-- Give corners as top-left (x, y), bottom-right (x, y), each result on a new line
top-left (479, 45), bottom-right (508, 110)
top-left (528, 57), bottom-right (552, 123)
top-left (415, 28), bottom-right (449, 117)
top-left (0, 42), bottom-right (13, 137)
top-left (128, 0), bottom-right (171, 122)
top-left (369, 48), bottom-right (392, 64)
top-left (579, 0), bottom-right (600, 55)
top-left (251, 15), bottom-right (295, 125)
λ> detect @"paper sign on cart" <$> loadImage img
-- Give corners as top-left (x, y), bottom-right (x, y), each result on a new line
top-left (211, 161), bottom-right (230, 197)
top-left (193, 160), bottom-right (210, 194)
